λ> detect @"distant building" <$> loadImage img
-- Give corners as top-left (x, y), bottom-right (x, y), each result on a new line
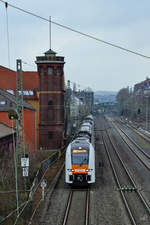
top-left (134, 78), bottom-right (150, 94)
top-left (75, 90), bottom-right (94, 114)
top-left (65, 83), bottom-right (94, 136)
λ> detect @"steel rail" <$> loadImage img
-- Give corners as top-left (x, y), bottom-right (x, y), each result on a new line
top-left (102, 134), bottom-right (137, 225)
top-left (62, 190), bottom-right (73, 225)
top-left (106, 131), bottom-right (150, 214)
top-left (85, 189), bottom-right (90, 225)
top-left (62, 189), bottom-right (90, 225)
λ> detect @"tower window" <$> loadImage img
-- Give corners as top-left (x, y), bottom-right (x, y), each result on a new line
top-left (48, 131), bottom-right (53, 139)
top-left (56, 67), bottom-right (61, 75)
top-left (40, 67), bottom-right (44, 75)
top-left (48, 67), bottom-right (53, 75)
top-left (48, 100), bottom-right (53, 121)
top-left (48, 100), bottom-right (53, 109)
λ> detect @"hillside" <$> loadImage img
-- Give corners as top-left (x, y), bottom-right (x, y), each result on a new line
top-left (94, 91), bottom-right (117, 103)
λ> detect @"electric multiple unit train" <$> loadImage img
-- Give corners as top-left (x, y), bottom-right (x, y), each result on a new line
top-left (65, 115), bottom-right (95, 185)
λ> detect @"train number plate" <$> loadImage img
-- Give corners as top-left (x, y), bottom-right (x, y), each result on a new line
top-left (75, 169), bottom-right (86, 172)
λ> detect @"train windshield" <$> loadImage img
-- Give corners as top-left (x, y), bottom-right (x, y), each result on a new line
top-left (71, 149), bottom-right (89, 164)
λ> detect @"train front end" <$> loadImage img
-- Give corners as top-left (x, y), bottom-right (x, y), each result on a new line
top-left (65, 139), bottom-right (95, 185)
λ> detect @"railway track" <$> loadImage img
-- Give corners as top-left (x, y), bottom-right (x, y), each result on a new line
top-left (112, 122), bottom-right (150, 171)
top-left (103, 131), bottom-right (150, 225)
top-left (117, 118), bottom-right (150, 145)
top-left (127, 124), bottom-right (150, 143)
top-left (62, 189), bottom-right (90, 225)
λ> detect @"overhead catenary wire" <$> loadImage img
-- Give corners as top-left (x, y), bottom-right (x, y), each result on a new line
top-left (22, 60), bottom-right (35, 68)
top-left (0, 0), bottom-right (150, 59)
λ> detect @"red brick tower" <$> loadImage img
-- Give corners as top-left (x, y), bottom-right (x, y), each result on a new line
top-left (36, 49), bottom-right (65, 149)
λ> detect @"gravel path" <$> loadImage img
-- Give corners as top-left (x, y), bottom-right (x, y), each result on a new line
top-left (40, 171), bottom-right (70, 225)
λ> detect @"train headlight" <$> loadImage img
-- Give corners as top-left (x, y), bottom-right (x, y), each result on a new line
top-left (85, 169), bottom-right (89, 172)
top-left (72, 169), bottom-right (75, 172)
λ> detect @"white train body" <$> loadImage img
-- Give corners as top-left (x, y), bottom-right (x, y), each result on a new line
top-left (65, 115), bottom-right (95, 185)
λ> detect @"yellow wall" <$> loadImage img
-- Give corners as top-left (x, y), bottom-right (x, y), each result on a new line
top-left (27, 99), bottom-right (39, 149)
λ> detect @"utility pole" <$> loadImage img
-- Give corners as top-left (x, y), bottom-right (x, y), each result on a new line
top-left (145, 96), bottom-right (149, 130)
top-left (16, 59), bottom-right (27, 191)
top-left (16, 59), bottom-right (26, 158)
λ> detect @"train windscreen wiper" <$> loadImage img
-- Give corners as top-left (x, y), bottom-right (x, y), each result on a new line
top-left (80, 158), bottom-right (87, 166)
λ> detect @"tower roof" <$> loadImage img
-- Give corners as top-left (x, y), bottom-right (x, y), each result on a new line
top-left (44, 49), bottom-right (56, 56)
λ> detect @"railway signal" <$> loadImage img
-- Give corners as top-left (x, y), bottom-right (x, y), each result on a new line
top-left (41, 179), bottom-right (47, 200)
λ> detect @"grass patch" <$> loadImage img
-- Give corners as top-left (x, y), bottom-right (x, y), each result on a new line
top-left (138, 139), bottom-right (148, 148)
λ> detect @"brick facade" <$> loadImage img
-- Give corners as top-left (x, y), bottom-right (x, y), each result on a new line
top-left (36, 49), bottom-right (65, 149)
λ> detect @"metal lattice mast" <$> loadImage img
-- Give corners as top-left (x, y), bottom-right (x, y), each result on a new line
top-left (16, 59), bottom-right (26, 161)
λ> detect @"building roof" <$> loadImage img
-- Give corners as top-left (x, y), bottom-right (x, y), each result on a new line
top-left (0, 88), bottom-right (36, 111)
top-left (0, 122), bottom-right (15, 139)
top-left (0, 66), bottom-right (39, 91)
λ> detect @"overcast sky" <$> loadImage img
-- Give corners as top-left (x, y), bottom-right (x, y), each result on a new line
top-left (0, 0), bottom-right (150, 92)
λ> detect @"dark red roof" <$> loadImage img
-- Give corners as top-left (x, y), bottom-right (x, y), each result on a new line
top-left (0, 66), bottom-right (39, 91)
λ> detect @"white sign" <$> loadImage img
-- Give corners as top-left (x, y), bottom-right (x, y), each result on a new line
top-left (75, 169), bottom-right (86, 172)
top-left (22, 167), bottom-right (29, 177)
top-left (40, 179), bottom-right (47, 188)
top-left (21, 158), bottom-right (29, 167)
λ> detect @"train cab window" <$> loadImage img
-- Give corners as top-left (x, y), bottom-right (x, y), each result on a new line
top-left (71, 149), bottom-right (89, 164)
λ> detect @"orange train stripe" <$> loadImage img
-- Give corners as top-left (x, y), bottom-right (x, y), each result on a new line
top-left (72, 164), bottom-right (88, 173)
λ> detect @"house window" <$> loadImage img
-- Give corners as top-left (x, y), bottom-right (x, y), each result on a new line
top-left (7, 90), bottom-right (14, 95)
top-left (29, 90), bottom-right (34, 95)
top-left (48, 131), bottom-right (53, 139)
top-left (48, 67), bottom-right (53, 75)
top-left (0, 101), bottom-right (6, 105)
